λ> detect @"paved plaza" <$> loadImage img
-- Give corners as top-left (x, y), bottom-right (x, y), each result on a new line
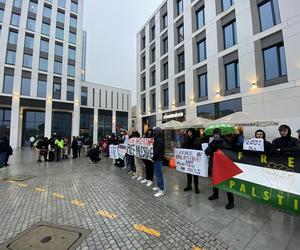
top-left (0, 149), bottom-right (299, 250)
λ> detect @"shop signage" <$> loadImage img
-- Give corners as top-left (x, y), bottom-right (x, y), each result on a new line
top-left (162, 109), bottom-right (186, 122)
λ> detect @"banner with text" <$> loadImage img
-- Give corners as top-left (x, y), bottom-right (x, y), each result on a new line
top-left (174, 148), bottom-right (209, 177)
top-left (109, 145), bottom-right (119, 160)
top-left (126, 138), bottom-right (154, 161)
top-left (213, 149), bottom-right (300, 215)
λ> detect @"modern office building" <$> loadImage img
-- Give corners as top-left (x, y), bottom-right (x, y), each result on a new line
top-left (136, 0), bottom-right (300, 138)
top-left (0, 0), bottom-right (131, 148)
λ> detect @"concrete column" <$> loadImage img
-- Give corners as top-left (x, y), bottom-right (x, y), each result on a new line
top-left (72, 103), bottom-right (80, 137)
top-left (10, 97), bottom-right (20, 149)
top-left (93, 108), bottom-right (98, 144)
top-left (112, 110), bottom-right (116, 134)
top-left (44, 100), bottom-right (52, 138)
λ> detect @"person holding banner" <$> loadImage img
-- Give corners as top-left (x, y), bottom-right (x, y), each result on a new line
top-left (132, 131), bottom-right (144, 181)
top-left (182, 128), bottom-right (201, 194)
top-left (205, 129), bottom-right (235, 209)
top-left (141, 129), bottom-right (154, 187)
top-left (254, 129), bottom-right (271, 153)
top-left (152, 127), bottom-right (165, 198)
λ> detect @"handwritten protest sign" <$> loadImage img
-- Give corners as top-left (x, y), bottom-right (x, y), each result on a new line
top-left (174, 147), bottom-right (209, 177)
top-left (109, 145), bottom-right (119, 159)
top-left (135, 138), bottom-right (154, 160)
top-left (118, 144), bottom-right (127, 160)
top-left (126, 138), bottom-right (136, 156)
top-left (243, 138), bottom-right (264, 152)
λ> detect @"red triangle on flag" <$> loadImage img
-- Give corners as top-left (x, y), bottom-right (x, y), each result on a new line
top-left (212, 150), bottom-right (243, 186)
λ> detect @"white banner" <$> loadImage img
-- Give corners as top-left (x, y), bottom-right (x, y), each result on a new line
top-left (109, 145), bottom-right (119, 159)
top-left (126, 138), bottom-right (136, 156)
top-left (126, 138), bottom-right (154, 161)
top-left (174, 147), bottom-right (209, 177)
top-left (118, 144), bottom-right (127, 160)
top-left (243, 138), bottom-right (264, 152)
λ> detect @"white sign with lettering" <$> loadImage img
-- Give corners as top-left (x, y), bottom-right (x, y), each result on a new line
top-left (243, 138), bottom-right (265, 152)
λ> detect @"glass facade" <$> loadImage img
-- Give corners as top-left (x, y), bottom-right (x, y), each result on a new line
top-left (225, 61), bottom-right (240, 90)
top-left (3, 74), bottom-right (14, 94)
top-left (178, 82), bottom-right (185, 104)
top-left (196, 7), bottom-right (205, 29)
top-left (197, 39), bottom-right (206, 62)
top-left (177, 0), bottom-right (184, 15)
top-left (81, 86), bottom-right (88, 105)
top-left (26, 18), bottom-right (35, 31)
top-left (37, 80), bottom-right (47, 98)
top-left (116, 111), bottom-right (128, 135)
top-left (22, 111), bottom-right (45, 146)
top-left (52, 112), bottom-right (72, 137)
top-left (163, 88), bottom-right (169, 108)
top-left (224, 21), bottom-right (237, 49)
top-left (177, 24), bottom-right (184, 43)
top-left (198, 73), bottom-right (207, 98)
top-left (53, 82), bottom-right (61, 99)
top-left (222, 0), bottom-right (234, 11)
top-left (259, 0), bottom-right (281, 32)
top-left (98, 110), bottom-right (112, 139)
top-left (178, 52), bottom-right (185, 72)
top-left (6, 50), bottom-right (16, 65)
top-left (80, 109), bottom-right (93, 138)
top-left (0, 109), bottom-right (11, 139)
top-left (21, 77), bottom-right (31, 96)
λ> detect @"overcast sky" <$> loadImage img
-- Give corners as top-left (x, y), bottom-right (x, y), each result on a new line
top-left (83, 0), bottom-right (163, 104)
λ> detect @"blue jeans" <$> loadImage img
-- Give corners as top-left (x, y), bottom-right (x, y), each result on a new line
top-left (154, 160), bottom-right (164, 191)
top-left (0, 152), bottom-right (7, 166)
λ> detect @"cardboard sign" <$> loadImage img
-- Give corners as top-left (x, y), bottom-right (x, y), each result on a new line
top-left (118, 144), bottom-right (127, 160)
top-left (135, 138), bottom-right (154, 160)
top-left (174, 147), bottom-right (209, 177)
top-left (126, 138), bottom-right (136, 156)
top-left (243, 138), bottom-right (264, 152)
top-left (109, 145), bottom-right (119, 159)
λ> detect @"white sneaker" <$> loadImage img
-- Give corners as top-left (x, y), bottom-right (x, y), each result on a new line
top-left (137, 176), bottom-right (143, 181)
top-left (128, 171), bottom-right (133, 174)
top-left (146, 181), bottom-right (153, 187)
top-left (132, 175), bottom-right (138, 179)
top-left (141, 179), bottom-right (148, 184)
top-left (152, 187), bottom-right (159, 191)
top-left (122, 166), bottom-right (127, 170)
top-left (154, 190), bottom-right (165, 198)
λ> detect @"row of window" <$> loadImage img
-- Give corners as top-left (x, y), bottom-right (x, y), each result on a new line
top-left (141, 0), bottom-right (281, 52)
top-left (141, 42), bottom-right (287, 113)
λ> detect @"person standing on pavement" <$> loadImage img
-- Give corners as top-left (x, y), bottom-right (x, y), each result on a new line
top-left (182, 128), bottom-right (202, 194)
top-left (55, 136), bottom-right (64, 161)
top-left (72, 136), bottom-right (78, 159)
top-left (132, 131), bottom-right (144, 181)
top-left (152, 127), bottom-right (165, 198)
top-left (271, 125), bottom-right (300, 153)
top-left (205, 129), bottom-right (235, 209)
top-left (0, 136), bottom-right (10, 168)
top-left (141, 129), bottom-right (154, 187)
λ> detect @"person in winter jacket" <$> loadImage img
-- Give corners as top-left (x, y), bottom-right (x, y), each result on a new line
top-left (141, 129), bottom-right (155, 187)
top-left (71, 137), bottom-right (78, 159)
top-left (152, 127), bottom-right (165, 198)
top-left (0, 136), bottom-right (10, 168)
top-left (255, 129), bottom-right (271, 153)
top-left (272, 125), bottom-right (300, 153)
top-left (182, 128), bottom-right (202, 193)
top-left (205, 129), bottom-right (235, 210)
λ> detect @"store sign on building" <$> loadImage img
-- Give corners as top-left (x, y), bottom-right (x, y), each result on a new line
top-left (162, 109), bottom-right (186, 123)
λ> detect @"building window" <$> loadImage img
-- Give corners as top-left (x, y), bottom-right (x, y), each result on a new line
top-left (258, 0), bottom-right (281, 32)
top-left (141, 36), bottom-right (146, 50)
top-left (3, 74), bottom-right (14, 94)
top-left (225, 61), bottom-right (240, 90)
top-left (57, 11), bottom-right (65, 24)
top-left (55, 43), bottom-right (63, 56)
top-left (68, 64), bottom-right (75, 77)
top-left (151, 25), bottom-right (155, 41)
top-left (26, 18), bottom-right (36, 31)
top-left (6, 50), bottom-right (16, 65)
top-left (28, 1), bottom-right (38, 14)
top-left (40, 39), bottom-right (49, 53)
top-left (81, 87), bottom-right (88, 106)
top-left (43, 6), bottom-right (52, 19)
top-left (263, 44), bottom-right (287, 81)
top-left (67, 81), bottom-right (74, 101)
top-left (13, 0), bottom-right (23, 8)
top-left (163, 62), bottom-right (168, 80)
top-left (0, 108), bottom-right (11, 139)
top-left (21, 77), bottom-right (31, 96)
top-left (222, 0), bottom-right (234, 11)
top-left (198, 73), bottom-right (208, 98)
top-left (10, 13), bottom-right (20, 26)
top-left (151, 70), bottom-right (156, 86)
top-left (111, 92), bottom-right (114, 109)
top-left (23, 54), bottom-right (33, 68)
top-left (8, 30), bottom-right (18, 45)
top-left (197, 39), bottom-right (206, 62)
top-left (37, 79), bottom-right (47, 98)
top-left (68, 47), bottom-right (76, 60)
top-left (163, 88), bottom-right (169, 108)
top-left (141, 96), bottom-right (146, 113)
top-left (151, 93), bottom-right (156, 112)
top-left (54, 61), bottom-right (62, 75)
top-left (39, 58), bottom-right (48, 71)
top-left (56, 27), bottom-right (64, 40)
top-left (196, 7), bottom-right (205, 30)
top-left (141, 75), bottom-right (146, 91)
top-left (141, 55), bottom-right (146, 70)
top-left (0, 9), bottom-right (4, 23)
top-left (58, 0), bottom-right (66, 8)
top-left (178, 82), bottom-right (185, 104)
top-left (162, 37), bottom-right (168, 54)
top-left (178, 52), bottom-right (185, 72)
top-left (176, 0), bottom-right (184, 16)
top-left (177, 24), bottom-right (184, 43)
top-left (25, 35), bottom-right (34, 49)
top-left (70, 16), bottom-right (77, 28)
top-left (70, 1), bottom-right (78, 13)
top-left (41, 23), bottom-right (50, 36)
top-left (223, 20), bottom-right (237, 49)
top-left (162, 13), bottom-right (168, 29)
top-left (69, 32), bottom-right (76, 44)
top-left (151, 47), bottom-right (156, 63)
top-left (53, 81), bottom-right (61, 99)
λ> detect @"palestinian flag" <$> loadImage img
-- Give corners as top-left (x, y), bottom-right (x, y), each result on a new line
top-left (212, 149), bottom-right (300, 215)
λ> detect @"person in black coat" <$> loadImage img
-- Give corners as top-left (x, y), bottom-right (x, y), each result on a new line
top-left (142, 129), bottom-right (155, 187)
top-left (272, 125), bottom-right (300, 153)
top-left (205, 129), bottom-right (235, 210)
top-left (255, 129), bottom-right (271, 153)
top-left (0, 136), bottom-right (11, 168)
top-left (183, 128), bottom-right (202, 193)
top-left (71, 136), bottom-right (78, 159)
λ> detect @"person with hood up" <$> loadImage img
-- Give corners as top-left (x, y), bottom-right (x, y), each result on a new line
top-left (205, 128), bottom-right (235, 209)
top-left (0, 136), bottom-right (10, 168)
top-left (297, 129), bottom-right (300, 141)
top-left (141, 129), bottom-right (155, 187)
top-left (272, 125), bottom-right (300, 153)
top-left (254, 129), bottom-right (271, 153)
top-left (182, 128), bottom-right (202, 193)
top-left (152, 127), bottom-right (165, 198)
